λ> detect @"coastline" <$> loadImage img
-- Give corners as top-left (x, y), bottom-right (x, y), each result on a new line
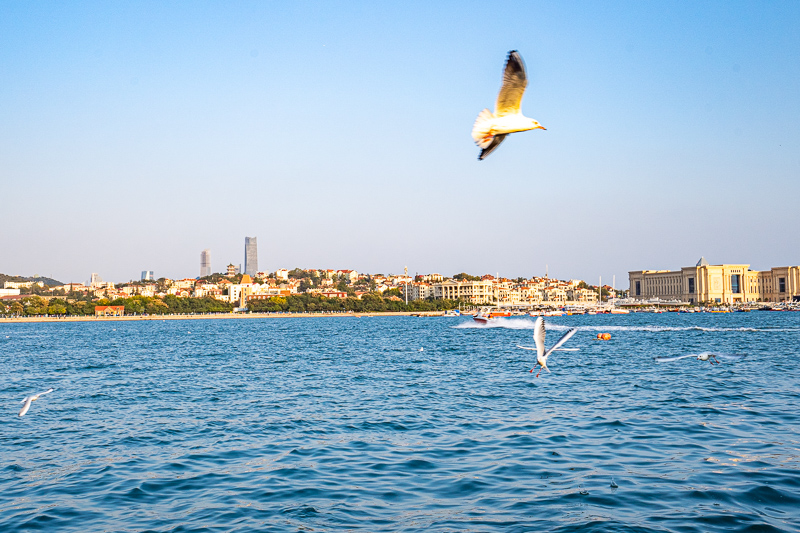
top-left (0, 311), bottom-right (445, 324)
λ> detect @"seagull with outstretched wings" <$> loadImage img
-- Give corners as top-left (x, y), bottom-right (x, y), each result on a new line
top-left (518, 317), bottom-right (577, 377)
top-left (18, 388), bottom-right (54, 417)
top-left (654, 352), bottom-right (746, 365)
top-left (472, 50), bottom-right (545, 160)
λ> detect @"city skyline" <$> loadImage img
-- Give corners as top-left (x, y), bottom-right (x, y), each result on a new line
top-left (1, 2), bottom-right (798, 283)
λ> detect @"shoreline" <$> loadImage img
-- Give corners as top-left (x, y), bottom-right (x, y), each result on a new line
top-left (0, 311), bottom-right (446, 324)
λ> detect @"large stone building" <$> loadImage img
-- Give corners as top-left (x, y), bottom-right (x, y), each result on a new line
top-left (433, 279), bottom-right (494, 304)
top-left (629, 258), bottom-right (800, 304)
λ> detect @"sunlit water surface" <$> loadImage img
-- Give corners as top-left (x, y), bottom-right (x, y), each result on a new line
top-left (2, 313), bottom-right (799, 532)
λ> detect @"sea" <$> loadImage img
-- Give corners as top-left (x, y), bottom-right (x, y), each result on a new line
top-left (1, 312), bottom-right (799, 532)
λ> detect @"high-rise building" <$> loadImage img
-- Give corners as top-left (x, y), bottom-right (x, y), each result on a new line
top-left (200, 249), bottom-right (212, 278)
top-left (141, 271), bottom-right (154, 281)
top-left (244, 237), bottom-right (258, 276)
top-left (90, 273), bottom-right (103, 287)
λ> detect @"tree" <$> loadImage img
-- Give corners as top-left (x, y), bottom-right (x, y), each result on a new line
top-left (453, 273), bottom-right (481, 281)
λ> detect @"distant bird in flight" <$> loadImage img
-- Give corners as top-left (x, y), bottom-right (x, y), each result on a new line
top-left (518, 317), bottom-right (577, 377)
top-left (18, 388), bottom-right (54, 417)
top-left (472, 50), bottom-right (545, 160)
top-left (654, 352), bottom-right (746, 365)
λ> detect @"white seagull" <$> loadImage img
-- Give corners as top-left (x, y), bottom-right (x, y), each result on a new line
top-left (518, 317), bottom-right (578, 377)
top-left (654, 352), bottom-right (746, 365)
top-left (472, 50), bottom-right (545, 160)
top-left (18, 388), bottom-right (54, 417)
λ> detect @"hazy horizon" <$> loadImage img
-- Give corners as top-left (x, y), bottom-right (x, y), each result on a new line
top-left (2, 2), bottom-right (798, 287)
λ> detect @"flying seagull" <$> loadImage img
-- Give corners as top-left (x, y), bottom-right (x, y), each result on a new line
top-left (18, 388), bottom-right (54, 417)
top-left (654, 352), bottom-right (746, 365)
top-left (518, 317), bottom-right (577, 377)
top-left (472, 50), bottom-right (545, 160)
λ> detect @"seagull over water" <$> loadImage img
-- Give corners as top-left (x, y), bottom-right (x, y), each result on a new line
top-left (654, 352), bottom-right (746, 365)
top-left (472, 50), bottom-right (545, 160)
top-left (518, 317), bottom-right (578, 377)
top-left (18, 388), bottom-right (54, 417)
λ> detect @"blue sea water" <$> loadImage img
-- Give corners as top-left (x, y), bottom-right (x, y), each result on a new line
top-left (1, 312), bottom-right (799, 532)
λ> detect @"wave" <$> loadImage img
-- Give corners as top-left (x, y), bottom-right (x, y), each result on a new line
top-left (452, 318), bottom-right (798, 333)
top-left (452, 318), bottom-right (541, 330)
top-left (548, 325), bottom-right (800, 333)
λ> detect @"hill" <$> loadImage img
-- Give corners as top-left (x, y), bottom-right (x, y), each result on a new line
top-left (0, 273), bottom-right (64, 287)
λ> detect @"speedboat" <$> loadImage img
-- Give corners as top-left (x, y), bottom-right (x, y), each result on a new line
top-left (473, 308), bottom-right (512, 323)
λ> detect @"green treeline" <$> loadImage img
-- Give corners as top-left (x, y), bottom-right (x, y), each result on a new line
top-left (245, 294), bottom-right (465, 313)
top-left (1, 294), bottom-right (466, 316)
top-left (1, 295), bottom-right (233, 316)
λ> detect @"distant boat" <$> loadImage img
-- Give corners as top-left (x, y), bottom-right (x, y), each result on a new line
top-left (473, 308), bottom-right (512, 323)
top-left (609, 308), bottom-right (630, 314)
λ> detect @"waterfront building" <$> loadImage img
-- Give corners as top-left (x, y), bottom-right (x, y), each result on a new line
top-left (434, 279), bottom-right (494, 304)
top-left (406, 282), bottom-right (433, 301)
top-left (244, 237), bottom-right (258, 277)
top-left (141, 271), bottom-right (154, 281)
top-left (94, 305), bottom-right (124, 317)
top-left (629, 258), bottom-right (800, 304)
top-left (200, 249), bottom-right (212, 278)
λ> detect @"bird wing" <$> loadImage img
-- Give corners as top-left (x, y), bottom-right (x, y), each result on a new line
top-left (478, 134), bottom-right (507, 160)
top-left (532, 317), bottom-right (546, 358)
top-left (495, 50), bottom-right (528, 117)
top-left (654, 354), bottom-right (696, 363)
top-left (544, 328), bottom-right (578, 358)
top-left (38, 388), bottom-right (54, 396)
top-left (19, 397), bottom-right (33, 417)
top-left (517, 344), bottom-right (538, 351)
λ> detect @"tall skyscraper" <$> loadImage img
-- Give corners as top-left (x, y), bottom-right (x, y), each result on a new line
top-left (244, 237), bottom-right (258, 276)
top-left (200, 249), bottom-right (212, 278)
top-left (141, 271), bottom-right (154, 281)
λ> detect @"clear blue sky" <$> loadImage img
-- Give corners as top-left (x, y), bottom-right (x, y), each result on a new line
top-left (2, 1), bottom-right (798, 286)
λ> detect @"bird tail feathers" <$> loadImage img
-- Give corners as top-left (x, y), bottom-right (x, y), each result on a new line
top-left (472, 109), bottom-right (494, 148)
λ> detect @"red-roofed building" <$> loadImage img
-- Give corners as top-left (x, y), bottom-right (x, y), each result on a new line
top-left (95, 306), bottom-right (125, 317)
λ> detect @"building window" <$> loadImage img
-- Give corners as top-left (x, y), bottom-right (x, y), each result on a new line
top-left (779, 277), bottom-right (786, 293)
top-left (636, 281), bottom-right (641, 296)
top-left (688, 278), bottom-right (695, 294)
top-left (731, 274), bottom-right (740, 294)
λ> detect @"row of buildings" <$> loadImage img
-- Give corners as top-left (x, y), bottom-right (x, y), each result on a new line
top-left (629, 258), bottom-right (800, 304)
top-left (11, 269), bottom-right (618, 308)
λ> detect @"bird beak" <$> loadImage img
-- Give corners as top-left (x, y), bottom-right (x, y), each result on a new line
top-left (538, 125), bottom-right (546, 130)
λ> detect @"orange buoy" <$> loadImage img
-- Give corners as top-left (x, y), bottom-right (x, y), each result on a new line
top-left (597, 333), bottom-right (611, 340)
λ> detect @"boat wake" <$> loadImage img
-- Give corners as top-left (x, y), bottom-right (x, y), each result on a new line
top-left (453, 318), bottom-right (540, 330)
top-left (546, 324), bottom-right (799, 333)
top-left (452, 319), bottom-right (797, 333)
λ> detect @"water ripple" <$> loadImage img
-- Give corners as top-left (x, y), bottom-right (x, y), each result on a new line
top-left (1, 313), bottom-right (799, 532)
